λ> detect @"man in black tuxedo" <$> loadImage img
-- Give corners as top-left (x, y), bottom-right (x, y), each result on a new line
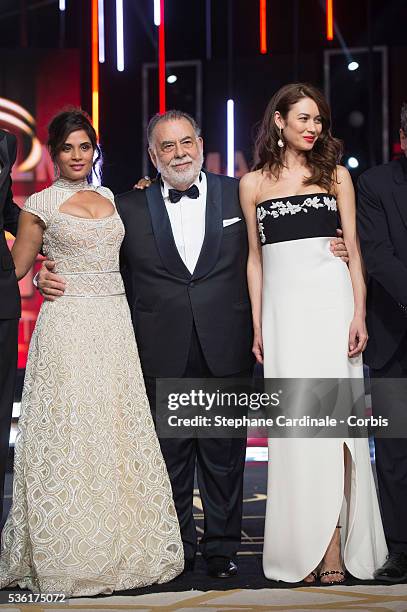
top-left (116, 111), bottom-right (254, 578)
top-left (357, 102), bottom-right (407, 581)
top-left (0, 129), bottom-right (20, 522)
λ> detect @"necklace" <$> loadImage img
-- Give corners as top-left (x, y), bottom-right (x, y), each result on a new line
top-left (53, 176), bottom-right (96, 192)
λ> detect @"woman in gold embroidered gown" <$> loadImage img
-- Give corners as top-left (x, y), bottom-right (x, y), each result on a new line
top-left (0, 109), bottom-right (183, 597)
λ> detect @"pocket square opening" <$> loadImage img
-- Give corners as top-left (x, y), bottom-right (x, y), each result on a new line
top-left (223, 217), bottom-right (241, 227)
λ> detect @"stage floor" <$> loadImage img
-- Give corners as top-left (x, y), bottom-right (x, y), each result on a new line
top-left (1, 460), bottom-right (407, 611)
top-left (1, 459), bottom-right (403, 596)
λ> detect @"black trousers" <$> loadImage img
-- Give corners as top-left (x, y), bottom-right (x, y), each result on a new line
top-left (144, 326), bottom-right (251, 562)
top-left (0, 319), bottom-right (18, 521)
top-left (370, 333), bottom-right (407, 554)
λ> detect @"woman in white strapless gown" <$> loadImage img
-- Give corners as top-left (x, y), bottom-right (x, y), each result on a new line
top-left (240, 84), bottom-right (387, 584)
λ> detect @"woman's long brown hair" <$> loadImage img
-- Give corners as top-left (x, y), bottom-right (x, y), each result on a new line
top-left (252, 83), bottom-right (343, 193)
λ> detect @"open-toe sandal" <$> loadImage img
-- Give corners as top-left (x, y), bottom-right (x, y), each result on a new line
top-left (302, 569), bottom-right (319, 585)
top-left (319, 569), bottom-right (346, 585)
top-left (319, 526), bottom-right (346, 585)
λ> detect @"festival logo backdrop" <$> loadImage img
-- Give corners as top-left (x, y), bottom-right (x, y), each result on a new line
top-left (1, 49), bottom-right (80, 368)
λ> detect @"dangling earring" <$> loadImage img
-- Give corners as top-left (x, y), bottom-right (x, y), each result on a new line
top-left (277, 127), bottom-right (284, 148)
top-left (53, 162), bottom-right (60, 179)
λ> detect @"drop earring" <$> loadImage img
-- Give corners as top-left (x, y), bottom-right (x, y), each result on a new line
top-left (277, 127), bottom-right (284, 148)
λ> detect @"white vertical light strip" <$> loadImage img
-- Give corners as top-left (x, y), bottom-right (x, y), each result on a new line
top-left (98, 0), bottom-right (105, 63)
top-left (227, 99), bottom-right (235, 177)
top-left (59, 0), bottom-right (66, 10)
top-left (116, 0), bottom-right (124, 71)
top-left (154, 0), bottom-right (161, 26)
top-left (92, 148), bottom-right (102, 187)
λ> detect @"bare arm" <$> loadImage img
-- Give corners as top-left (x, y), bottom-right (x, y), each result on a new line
top-left (335, 166), bottom-right (368, 356)
top-left (11, 211), bottom-right (44, 280)
top-left (239, 173), bottom-right (263, 364)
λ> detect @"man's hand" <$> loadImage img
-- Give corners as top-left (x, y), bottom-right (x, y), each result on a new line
top-left (330, 229), bottom-right (349, 263)
top-left (133, 176), bottom-right (152, 190)
top-left (37, 260), bottom-right (66, 301)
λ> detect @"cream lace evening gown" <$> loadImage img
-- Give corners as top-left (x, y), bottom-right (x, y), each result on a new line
top-left (0, 177), bottom-right (183, 596)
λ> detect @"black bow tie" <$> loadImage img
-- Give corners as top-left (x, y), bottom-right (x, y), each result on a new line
top-left (168, 184), bottom-right (199, 204)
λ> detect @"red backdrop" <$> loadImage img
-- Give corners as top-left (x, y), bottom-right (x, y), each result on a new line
top-left (2, 49), bottom-right (81, 368)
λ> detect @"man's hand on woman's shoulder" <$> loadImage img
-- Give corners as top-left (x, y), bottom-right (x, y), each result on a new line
top-left (133, 176), bottom-right (153, 190)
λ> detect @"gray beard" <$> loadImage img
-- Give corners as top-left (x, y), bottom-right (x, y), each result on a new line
top-left (158, 155), bottom-right (204, 190)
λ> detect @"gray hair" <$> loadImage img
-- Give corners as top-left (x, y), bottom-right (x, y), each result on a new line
top-left (401, 102), bottom-right (407, 135)
top-left (147, 110), bottom-right (201, 146)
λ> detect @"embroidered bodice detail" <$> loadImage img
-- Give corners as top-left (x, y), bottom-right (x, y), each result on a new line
top-left (256, 193), bottom-right (338, 246)
top-left (23, 180), bottom-right (124, 297)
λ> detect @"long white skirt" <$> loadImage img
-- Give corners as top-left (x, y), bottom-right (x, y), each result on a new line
top-left (262, 237), bottom-right (387, 582)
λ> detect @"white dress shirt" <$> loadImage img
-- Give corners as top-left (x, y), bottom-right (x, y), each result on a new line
top-left (161, 173), bottom-right (207, 274)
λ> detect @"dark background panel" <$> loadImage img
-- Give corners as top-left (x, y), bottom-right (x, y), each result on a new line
top-left (0, 0), bottom-right (407, 192)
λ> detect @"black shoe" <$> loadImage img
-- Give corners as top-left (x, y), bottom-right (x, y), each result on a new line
top-left (374, 552), bottom-right (407, 583)
top-left (207, 557), bottom-right (238, 578)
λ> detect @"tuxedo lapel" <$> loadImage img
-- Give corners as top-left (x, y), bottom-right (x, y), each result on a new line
top-left (0, 134), bottom-right (10, 192)
top-left (392, 158), bottom-right (407, 229)
top-left (192, 171), bottom-right (223, 280)
top-left (145, 180), bottom-right (191, 279)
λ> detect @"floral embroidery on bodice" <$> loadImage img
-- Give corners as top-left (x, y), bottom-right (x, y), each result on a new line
top-left (256, 193), bottom-right (338, 246)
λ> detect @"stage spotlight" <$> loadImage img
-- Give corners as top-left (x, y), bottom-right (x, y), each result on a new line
top-left (116, 0), bottom-right (124, 71)
top-left (91, 0), bottom-right (99, 135)
top-left (347, 156), bottom-right (359, 169)
top-left (98, 0), bottom-right (105, 63)
top-left (348, 61), bottom-right (359, 71)
top-left (326, 0), bottom-right (334, 41)
top-left (167, 75), bottom-right (177, 84)
top-left (158, 0), bottom-right (166, 113)
top-left (227, 99), bottom-right (235, 177)
top-left (154, 0), bottom-right (161, 26)
top-left (59, 0), bottom-right (66, 10)
top-left (92, 148), bottom-right (102, 187)
top-left (260, 0), bottom-right (267, 54)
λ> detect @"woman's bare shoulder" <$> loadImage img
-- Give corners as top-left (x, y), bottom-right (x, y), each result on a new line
top-left (240, 169), bottom-right (263, 187)
top-left (335, 164), bottom-right (352, 183)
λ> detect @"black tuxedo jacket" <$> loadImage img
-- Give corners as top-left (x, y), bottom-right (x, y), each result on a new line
top-left (357, 157), bottom-right (407, 369)
top-left (116, 171), bottom-right (254, 378)
top-left (0, 130), bottom-right (20, 320)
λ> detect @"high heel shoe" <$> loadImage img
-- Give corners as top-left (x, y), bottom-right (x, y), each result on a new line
top-left (319, 569), bottom-right (346, 584)
top-left (319, 526), bottom-right (347, 585)
top-left (302, 564), bottom-right (320, 585)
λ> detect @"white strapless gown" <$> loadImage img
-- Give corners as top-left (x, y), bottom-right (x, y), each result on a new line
top-left (258, 194), bottom-right (387, 582)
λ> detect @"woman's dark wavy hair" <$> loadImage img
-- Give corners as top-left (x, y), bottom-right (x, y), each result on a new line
top-left (253, 83), bottom-right (343, 192)
top-left (47, 107), bottom-right (102, 182)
